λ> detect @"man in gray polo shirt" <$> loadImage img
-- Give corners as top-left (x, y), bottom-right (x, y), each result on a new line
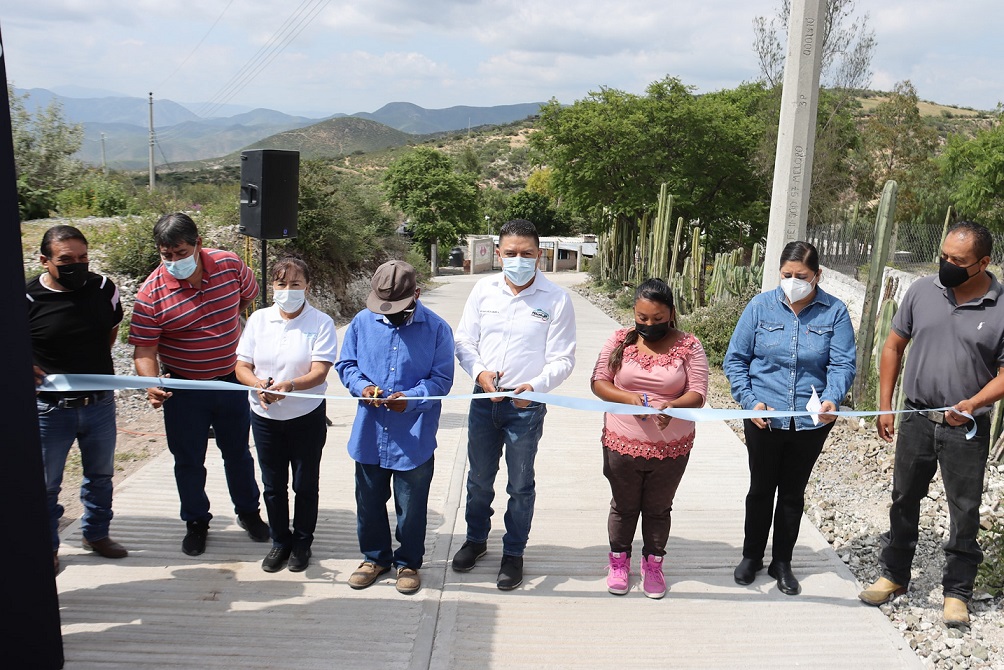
top-left (859, 221), bottom-right (1004, 627)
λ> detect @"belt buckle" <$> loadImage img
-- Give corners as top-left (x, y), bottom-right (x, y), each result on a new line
top-left (927, 410), bottom-right (945, 425)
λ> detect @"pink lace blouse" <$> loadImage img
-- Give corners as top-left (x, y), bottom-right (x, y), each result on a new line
top-left (591, 328), bottom-right (709, 459)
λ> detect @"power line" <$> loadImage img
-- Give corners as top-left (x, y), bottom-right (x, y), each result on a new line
top-left (158, 0), bottom-right (236, 90)
top-left (193, 0), bottom-right (330, 119)
top-left (155, 0), bottom-right (329, 146)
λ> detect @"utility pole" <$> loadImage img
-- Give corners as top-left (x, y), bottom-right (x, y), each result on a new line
top-left (761, 0), bottom-right (825, 292)
top-left (100, 132), bottom-right (107, 175)
top-left (148, 92), bottom-right (156, 192)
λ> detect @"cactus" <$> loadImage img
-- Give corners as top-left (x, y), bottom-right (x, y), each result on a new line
top-left (873, 299), bottom-right (898, 411)
top-left (649, 184), bottom-right (673, 280)
top-left (669, 216), bottom-right (684, 277)
top-left (852, 180), bottom-right (898, 408)
top-left (688, 226), bottom-right (702, 309)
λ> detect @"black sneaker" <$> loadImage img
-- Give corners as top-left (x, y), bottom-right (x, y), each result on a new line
top-left (182, 520), bottom-right (209, 556)
top-left (451, 540), bottom-right (488, 572)
top-left (262, 545), bottom-right (291, 572)
top-left (237, 512), bottom-right (270, 542)
top-left (288, 546), bottom-right (312, 573)
top-left (497, 555), bottom-right (523, 590)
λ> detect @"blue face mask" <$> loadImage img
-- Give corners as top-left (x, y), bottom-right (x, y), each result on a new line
top-left (502, 256), bottom-right (537, 286)
top-left (164, 252), bottom-right (198, 280)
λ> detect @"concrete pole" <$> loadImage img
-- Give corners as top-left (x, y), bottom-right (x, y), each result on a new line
top-left (760, 0), bottom-right (825, 293)
top-left (100, 132), bottom-right (107, 175)
top-left (148, 92), bottom-right (156, 192)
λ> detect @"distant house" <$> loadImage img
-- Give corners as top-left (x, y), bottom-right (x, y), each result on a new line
top-left (462, 235), bottom-right (595, 274)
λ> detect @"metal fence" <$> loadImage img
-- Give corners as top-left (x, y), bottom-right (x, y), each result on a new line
top-left (807, 219), bottom-right (1004, 281)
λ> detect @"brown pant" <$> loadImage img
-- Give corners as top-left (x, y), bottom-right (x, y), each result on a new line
top-left (603, 447), bottom-right (690, 557)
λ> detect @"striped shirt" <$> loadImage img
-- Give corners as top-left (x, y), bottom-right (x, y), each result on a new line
top-left (129, 248), bottom-right (259, 379)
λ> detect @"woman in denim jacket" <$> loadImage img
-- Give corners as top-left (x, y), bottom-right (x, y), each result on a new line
top-left (723, 241), bottom-right (856, 596)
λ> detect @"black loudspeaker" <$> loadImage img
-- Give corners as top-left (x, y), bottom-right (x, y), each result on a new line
top-left (239, 149), bottom-right (299, 239)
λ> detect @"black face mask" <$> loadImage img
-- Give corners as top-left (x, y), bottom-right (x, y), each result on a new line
top-left (387, 303), bottom-right (416, 326)
top-left (635, 321), bottom-right (671, 342)
top-left (939, 257), bottom-right (980, 288)
top-left (53, 262), bottom-right (89, 291)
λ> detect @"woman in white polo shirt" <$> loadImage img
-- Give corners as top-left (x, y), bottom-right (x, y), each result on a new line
top-left (236, 256), bottom-right (337, 573)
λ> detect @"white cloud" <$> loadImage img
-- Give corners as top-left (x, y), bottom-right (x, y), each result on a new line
top-left (3, 0), bottom-right (1002, 114)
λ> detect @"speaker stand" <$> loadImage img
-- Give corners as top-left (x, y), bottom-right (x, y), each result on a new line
top-left (259, 238), bottom-right (268, 309)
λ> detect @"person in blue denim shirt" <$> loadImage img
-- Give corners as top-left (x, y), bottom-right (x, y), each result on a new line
top-left (723, 241), bottom-right (855, 596)
top-left (336, 260), bottom-right (455, 595)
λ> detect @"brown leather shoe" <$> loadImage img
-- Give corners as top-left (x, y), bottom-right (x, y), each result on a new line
top-left (396, 567), bottom-right (421, 595)
top-left (858, 577), bottom-right (906, 605)
top-left (348, 561), bottom-right (390, 589)
top-left (82, 536), bottom-right (128, 559)
top-left (944, 597), bottom-right (970, 628)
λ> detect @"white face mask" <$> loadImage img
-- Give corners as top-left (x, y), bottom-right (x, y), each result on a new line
top-left (502, 256), bottom-right (537, 286)
top-left (779, 275), bottom-right (816, 303)
top-left (274, 289), bottom-right (305, 313)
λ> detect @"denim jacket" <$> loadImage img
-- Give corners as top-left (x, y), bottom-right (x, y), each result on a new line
top-left (723, 285), bottom-right (856, 431)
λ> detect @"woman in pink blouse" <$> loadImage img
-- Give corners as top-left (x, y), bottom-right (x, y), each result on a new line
top-left (590, 278), bottom-right (709, 598)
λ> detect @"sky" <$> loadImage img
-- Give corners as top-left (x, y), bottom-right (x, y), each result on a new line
top-left (1, 0), bottom-right (1001, 118)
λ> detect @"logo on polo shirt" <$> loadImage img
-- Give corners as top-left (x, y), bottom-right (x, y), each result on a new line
top-left (530, 308), bottom-right (550, 322)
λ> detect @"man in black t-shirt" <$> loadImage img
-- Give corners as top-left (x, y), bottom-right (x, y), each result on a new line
top-left (28, 225), bottom-right (127, 571)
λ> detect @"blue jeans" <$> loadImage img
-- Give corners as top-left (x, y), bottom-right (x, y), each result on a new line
top-left (161, 374), bottom-right (260, 523)
top-left (251, 402), bottom-right (326, 549)
top-left (37, 391), bottom-right (117, 549)
top-left (464, 386), bottom-right (547, 556)
top-left (879, 408), bottom-right (991, 601)
top-left (355, 457), bottom-right (435, 570)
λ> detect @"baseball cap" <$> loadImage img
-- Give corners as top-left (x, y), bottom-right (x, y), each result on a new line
top-left (366, 260), bottom-right (417, 314)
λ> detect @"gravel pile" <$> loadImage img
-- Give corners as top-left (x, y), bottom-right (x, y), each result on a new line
top-left (573, 280), bottom-right (1004, 669)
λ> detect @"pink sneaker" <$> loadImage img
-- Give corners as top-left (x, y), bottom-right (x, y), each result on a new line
top-left (606, 552), bottom-right (630, 595)
top-left (641, 554), bottom-right (666, 599)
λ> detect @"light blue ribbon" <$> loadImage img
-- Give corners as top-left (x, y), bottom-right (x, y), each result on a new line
top-left (38, 374), bottom-right (978, 439)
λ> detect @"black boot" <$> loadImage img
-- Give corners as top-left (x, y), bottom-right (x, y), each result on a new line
top-left (733, 557), bottom-right (764, 585)
top-left (767, 561), bottom-right (800, 596)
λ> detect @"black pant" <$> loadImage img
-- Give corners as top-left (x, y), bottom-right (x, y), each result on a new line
top-left (250, 401), bottom-right (327, 549)
top-left (742, 420), bottom-right (833, 562)
top-left (879, 409), bottom-right (990, 601)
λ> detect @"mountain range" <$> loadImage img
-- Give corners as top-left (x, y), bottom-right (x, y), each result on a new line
top-left (14, 88), bottom-right (544, 169)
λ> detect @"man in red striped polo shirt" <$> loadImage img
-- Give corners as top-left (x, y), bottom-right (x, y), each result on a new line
top-left (130, 212), bottom-right (269, 556)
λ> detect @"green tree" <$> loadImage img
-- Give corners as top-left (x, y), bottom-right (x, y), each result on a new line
top-left (9, 84), bottom-right (84, 219)
top-left (503, 190), bottom-right (573, 237)
top-left (383, 147), bottom-right (479, 255)
top-left (478, 187), bottom-right (511, 235)
top-left (940, 122), bottom-right (1004, 228)
top-left (532, 77), bottom-right (772, 250)
top-left (857, 81), bottom-right (939, 220)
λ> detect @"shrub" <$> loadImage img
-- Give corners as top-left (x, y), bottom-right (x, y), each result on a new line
top-left (284, 160), bottom-right (397, 280)
top-left (56, 174), bottom-right (136, 217)
top-left (678, 284), bottom-right (758, 367)
top-left (405, 246), bottom-right (432, 284)
top-left (98, 215), bottom-right (161, 280)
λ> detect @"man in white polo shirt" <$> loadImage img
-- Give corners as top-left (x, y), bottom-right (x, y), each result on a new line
top-left (453, 219), bottom-right (577, 590)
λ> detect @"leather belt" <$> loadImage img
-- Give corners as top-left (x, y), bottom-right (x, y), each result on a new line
top-left (906, 400), bottom-right (983, 426)
top-left (918, 409), bottom-right (947, 425)
top-left (38, 390), bottom-right (111, 409)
